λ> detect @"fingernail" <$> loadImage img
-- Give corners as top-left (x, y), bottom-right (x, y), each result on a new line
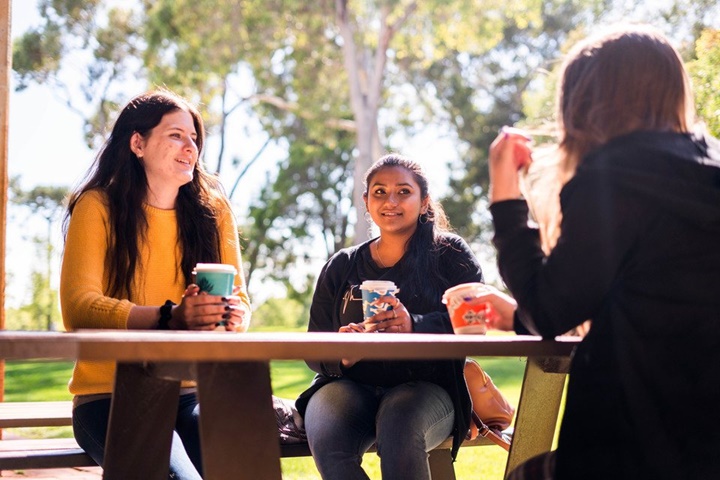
top-left (221, 297), bottom-right (228, 302)
top-left (225, 306), bottom-right (231, 311)
top-left (222, 313), bottom-right (231, 320)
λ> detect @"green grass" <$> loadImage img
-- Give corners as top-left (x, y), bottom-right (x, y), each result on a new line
top-left (3, 352), bottom-right (531, 479)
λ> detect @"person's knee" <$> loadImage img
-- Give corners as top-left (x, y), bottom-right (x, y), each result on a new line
top-left (305, 381), bottom-right (376, 454)
top-left (375, 382), bottom-right (454, 454)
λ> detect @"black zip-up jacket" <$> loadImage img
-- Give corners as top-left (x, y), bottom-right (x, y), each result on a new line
top-left (491, 130), bottom-right (720, 479)
top-left (296, 233), bottom-right (483, 459)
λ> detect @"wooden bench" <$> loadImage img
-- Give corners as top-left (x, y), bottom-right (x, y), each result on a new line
top-left (0, 400), bottom-right (96, 470)
top-left (0, 400), bottom-right (508, 476)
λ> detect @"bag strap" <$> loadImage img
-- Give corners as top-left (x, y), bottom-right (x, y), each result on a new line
top-left (471, 411), bottom-right (511, 452)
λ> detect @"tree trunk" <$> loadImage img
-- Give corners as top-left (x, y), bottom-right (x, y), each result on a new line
top-left (335, 0), bottom-right (416, 244)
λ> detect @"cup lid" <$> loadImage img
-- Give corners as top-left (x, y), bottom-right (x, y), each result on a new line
top-left (442, 282), bottom-right (488, 303)
top-left (360, 280), bottom-right (397, 291)
top-left (193, 263), bottom-right (237, 274)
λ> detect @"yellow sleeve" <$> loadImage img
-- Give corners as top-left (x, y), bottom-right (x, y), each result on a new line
top-left (217, 200), bottom-right (252, 321)
top-left (60, 191), bottom-right (134, 331)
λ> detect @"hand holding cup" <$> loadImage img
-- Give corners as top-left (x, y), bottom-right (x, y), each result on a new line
top-left (363, 294), bottom-right (411, 333)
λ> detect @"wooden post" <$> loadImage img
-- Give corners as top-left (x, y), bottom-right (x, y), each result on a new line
top-left (0, 0), bottom-right (13, 422)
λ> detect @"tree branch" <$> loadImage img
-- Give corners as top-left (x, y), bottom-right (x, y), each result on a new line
top-left (250, 93), bottom-right (356, 132)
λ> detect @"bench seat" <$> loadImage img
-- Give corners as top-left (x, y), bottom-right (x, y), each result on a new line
top-left (0, 401), bottom-right (73, 429)
top-left (0, 438), bottom-right (97, 470)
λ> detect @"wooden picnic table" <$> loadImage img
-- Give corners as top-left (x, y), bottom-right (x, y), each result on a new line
top-left (0, 330), bottom-right (579, 480)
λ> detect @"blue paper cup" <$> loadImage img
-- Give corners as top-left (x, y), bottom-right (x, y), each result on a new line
top-left (192, 263), bottom-right (237, 296)
top-left (360, 280), bottom-right (398, 320)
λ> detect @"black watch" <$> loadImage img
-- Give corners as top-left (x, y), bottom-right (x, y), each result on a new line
top-left (157, 300), bottom-right (176, 330)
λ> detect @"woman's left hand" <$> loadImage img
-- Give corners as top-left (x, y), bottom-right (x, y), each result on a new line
top-left (363, 295), bottom-right (412, 333)
top-left (222, 285), bottom-right (250, 332)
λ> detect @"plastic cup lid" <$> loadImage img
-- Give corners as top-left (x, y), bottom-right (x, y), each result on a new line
top-left (442, 282), bottom-right (488, 303)
top-left (360, 280), bottom-right (397, 291)
top-left (193, 263), bottom-right (237, 274)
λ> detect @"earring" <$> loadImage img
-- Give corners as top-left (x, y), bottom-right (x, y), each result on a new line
top-left (364, 211), bottom-right (373, 224)
top-left (418, 213), bottom-right (429, 224)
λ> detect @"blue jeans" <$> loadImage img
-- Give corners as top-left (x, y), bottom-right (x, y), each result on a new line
top-left (72, 393), bottom-right (202, 480)
top-left (304, 379), bottom-right (455, 480)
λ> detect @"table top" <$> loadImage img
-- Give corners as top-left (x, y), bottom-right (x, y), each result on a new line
top-left (0, 330), bottom-right (579, 362)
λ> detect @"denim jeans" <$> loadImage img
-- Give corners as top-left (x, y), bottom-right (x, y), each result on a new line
top-left (304, 379), bottom-right (455, 480)
top-left (72, 393), bottom-right (203, 480)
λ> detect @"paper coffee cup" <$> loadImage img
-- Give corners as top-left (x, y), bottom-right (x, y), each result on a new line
top-left (360, 280), bottom-right (398, 320)
top-left (442, 282), bottom-right (493, 334)
top-left (192, 263), bottom-right (237, 296)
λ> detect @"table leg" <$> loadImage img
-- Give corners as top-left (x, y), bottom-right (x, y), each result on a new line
top-left (428, 448), bottom-right (457, 480)
top-left (104, 362), bottom-right (181, 480)
top-left (504, 356), bottom-right (568, 477)
top-left (196, 361), bottom-right (282, 480)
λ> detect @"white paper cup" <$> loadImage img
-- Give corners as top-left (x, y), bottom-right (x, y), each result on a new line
top-left (192, 263), bottom-right (237, 296)
top-left (442, 282), bottom-right (493, 334)
top-left (360, 280), bottom-right (398, 320)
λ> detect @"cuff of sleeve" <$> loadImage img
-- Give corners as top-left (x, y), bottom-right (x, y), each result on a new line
top-left (322, 361), bottom-right (344, 378)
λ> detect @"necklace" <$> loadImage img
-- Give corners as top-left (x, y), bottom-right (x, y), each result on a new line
top-left (374, 239), bottom-right (387, 268)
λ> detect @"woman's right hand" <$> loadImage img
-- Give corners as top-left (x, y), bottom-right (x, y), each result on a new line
top-left (489, 126), bottom-right (533, 204)
top-left (172, 284), bottom-right (232, 331)
top-left (338, 323), bottom-right (365, 367)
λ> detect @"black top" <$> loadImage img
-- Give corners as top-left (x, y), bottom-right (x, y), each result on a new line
top-left (296, 232), bottom-right (484, 458)
top-left (491, 130), bottom-right (720, 479)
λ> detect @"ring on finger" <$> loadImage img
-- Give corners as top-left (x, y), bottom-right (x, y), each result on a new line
top-left (393, 309), bottom-right (397, 319)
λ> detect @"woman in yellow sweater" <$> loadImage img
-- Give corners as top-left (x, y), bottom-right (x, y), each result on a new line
top-left (60, 89), bottom-right (251, 479)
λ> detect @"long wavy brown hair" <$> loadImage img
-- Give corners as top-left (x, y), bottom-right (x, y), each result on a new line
top-left (63, 90), bottom-right (228, 299)
top-left (528, 25), bottom-right (696, 252)
top-left (558, 24), bottom-right (695, 177)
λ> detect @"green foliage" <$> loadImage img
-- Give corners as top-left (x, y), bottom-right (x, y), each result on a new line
top-left (9, 182), bottom-right (69, 219)
top-left (251, 297), bottom-right (307, 329)
top-left (15, 0), bottom-right (720, 298)
top-left (421, 0), bottom-right (608, 241)
top-left (688, 29), bottom-right (720, 137)
top-left (7, 181), bottom-right (68, 330)
top-left (13, 0), bottom-right (142, 148)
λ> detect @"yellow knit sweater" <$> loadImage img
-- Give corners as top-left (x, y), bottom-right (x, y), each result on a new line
top-left (60, 189), bottom-right (251, 395)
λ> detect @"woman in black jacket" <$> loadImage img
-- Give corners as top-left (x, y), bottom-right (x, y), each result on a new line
top-left (296, 154), bottom-right (483, 480)
top-left (487, 25), bottom-right (720, 480)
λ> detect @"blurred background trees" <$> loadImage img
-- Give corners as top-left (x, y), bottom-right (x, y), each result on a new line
top-left (7, 0), bottom-right (720, 329)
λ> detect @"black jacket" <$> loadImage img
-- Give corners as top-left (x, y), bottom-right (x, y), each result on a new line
top-left (296, 233), bottom-right (483, 458)
top-left (491, 131), bottom-right (720, 479)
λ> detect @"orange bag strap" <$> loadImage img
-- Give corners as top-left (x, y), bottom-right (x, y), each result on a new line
top-left (472, 411), bottom-right (512, 451)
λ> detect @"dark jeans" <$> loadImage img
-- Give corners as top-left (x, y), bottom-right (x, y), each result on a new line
top-left (72, 393), bottom-right (203, 480)
top-left (304, 379), bottom-right (455, 480)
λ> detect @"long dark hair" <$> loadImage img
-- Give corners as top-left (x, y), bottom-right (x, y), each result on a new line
top-left (364, 153), bottom-right (452, 300)
top-left (63, 89), bottom-right (226, 299)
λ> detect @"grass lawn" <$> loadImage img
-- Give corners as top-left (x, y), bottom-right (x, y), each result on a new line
top-left (3, 347), bottom-right (535, 479)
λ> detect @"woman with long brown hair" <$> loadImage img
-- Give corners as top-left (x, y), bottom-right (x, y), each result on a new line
top-left (61, 89), bottom-right (251, 479)
top-left (487, 25), bottom-right (720, 479)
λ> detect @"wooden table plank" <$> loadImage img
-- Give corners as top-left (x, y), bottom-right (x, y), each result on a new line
top-left (0, 331), bottom-right (580, 480)
top-left (0, 331), bottom-right (579, 361)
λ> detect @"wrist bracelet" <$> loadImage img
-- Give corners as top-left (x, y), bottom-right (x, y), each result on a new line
top-left (157, 300), bottom-right (176, 330)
